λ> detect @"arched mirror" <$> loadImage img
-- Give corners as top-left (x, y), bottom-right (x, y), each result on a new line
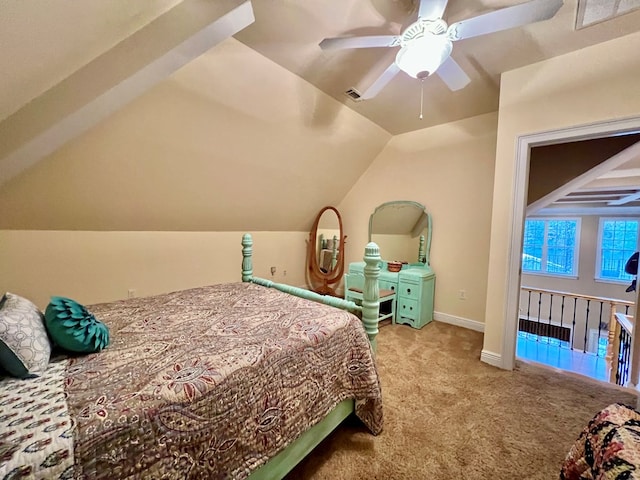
top-left (307, 206), bottom-right (346, 296)
top-left (369, 200), bottom-right (432, 267)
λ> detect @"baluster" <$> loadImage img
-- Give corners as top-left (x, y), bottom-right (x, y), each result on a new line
top-left (536, 292), bottom-right (542, 343)
top-left (618, 330), bottom-right (631, 386)
top-left (616, 329), bottom-right (623, 385)
top-left (609, 318), bottom-right (622, 384)
top-left (583, 299), bottom-right (591, 353)
top-left (596, 302), bottom-right (604, 357)
top-left (606, 303), bottom-right (616, 370)
top-left (526, 290), bottom-right (532, 337)
top-left (547, 294), bottom-right (554, 342)
top-left (560, 296), bottom-right (566, 342)
top-left (571, 297), bottom-right (578, 351)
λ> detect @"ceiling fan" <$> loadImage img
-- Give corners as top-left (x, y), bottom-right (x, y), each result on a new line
top-left (319, 0), bottom-right (564, 99)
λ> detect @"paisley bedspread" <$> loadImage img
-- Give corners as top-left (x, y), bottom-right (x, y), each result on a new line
top-left (0, 282), bottom-right (383, 479)
top-left (561, 403), bottom-right (640, 480)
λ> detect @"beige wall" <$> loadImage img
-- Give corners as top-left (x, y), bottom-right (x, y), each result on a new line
top-left (485, 30), bottom-right (640, 361)
top-left (0, 38), bottom-right (390, 232)
top-left (339, 112), bottom-right (497, 323)
top-left (0, 38), bottom-right (391, 311)
top-left (0, 230), bottom-right (308, 310)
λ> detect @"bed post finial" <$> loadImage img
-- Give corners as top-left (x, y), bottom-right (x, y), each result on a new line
top-left (362, 242), bottom-right (381, 351)
top-left (242, 234), bottom-right (253, 282)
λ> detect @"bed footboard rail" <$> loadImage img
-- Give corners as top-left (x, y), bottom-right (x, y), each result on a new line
top-left (242, 233), bottom-right (381, 349)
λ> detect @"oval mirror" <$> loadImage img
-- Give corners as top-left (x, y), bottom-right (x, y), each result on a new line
top-left (307, 206), bottom-right (346, 296)
top-left (369, 201), bottom-right (431, 266)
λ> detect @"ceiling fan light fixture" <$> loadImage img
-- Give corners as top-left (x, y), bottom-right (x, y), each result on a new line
top-left (395, 34), bottom-right (452, 79)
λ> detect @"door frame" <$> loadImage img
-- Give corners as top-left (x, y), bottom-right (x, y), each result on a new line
top-left (502, 115), bottom-right (640, 371)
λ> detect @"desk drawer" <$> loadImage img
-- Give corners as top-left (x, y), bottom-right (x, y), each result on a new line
top-left (397, 298), bottom-right (418, 321)
top-left (398, 281), bottom-right (420, 300)
top-left (379, 279), bottom-right (398, 292)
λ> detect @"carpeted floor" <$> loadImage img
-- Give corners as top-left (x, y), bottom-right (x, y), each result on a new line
top-left (286, 321), bottom-right (638, 479)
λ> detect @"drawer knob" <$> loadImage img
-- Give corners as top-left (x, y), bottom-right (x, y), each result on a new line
top-left (406, 288), bottom-right (411, 294)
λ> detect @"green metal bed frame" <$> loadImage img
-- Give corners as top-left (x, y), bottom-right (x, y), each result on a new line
top-left (240, 233), bottom-right (382, 479)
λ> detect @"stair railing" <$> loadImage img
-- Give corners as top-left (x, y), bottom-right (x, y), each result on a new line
top-left (520, 286), bottom-right (634, 385)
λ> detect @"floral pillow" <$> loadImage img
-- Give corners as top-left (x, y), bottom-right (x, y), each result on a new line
top-left (0, 292), bottom-right (52, 378)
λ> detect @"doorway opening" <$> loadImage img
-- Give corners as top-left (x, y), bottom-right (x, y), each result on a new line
top-left (502, 116), bottom-right (640, 385)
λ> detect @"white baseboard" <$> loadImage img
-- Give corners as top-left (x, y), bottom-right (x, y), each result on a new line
top-left (434, 311), bottom-right (485, 332)
top-left (480, 349), bottom-right (503, 368)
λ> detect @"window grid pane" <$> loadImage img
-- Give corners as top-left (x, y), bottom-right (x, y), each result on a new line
top-left (522, 219), bottom-right (578, 276)
top-left (600, 219), bottom-right (638, 281)
top-left (523, 220), bottom-right (545, 272)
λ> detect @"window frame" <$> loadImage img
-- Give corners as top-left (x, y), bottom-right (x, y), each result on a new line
top-left (595, 217), bottom-right (640, 284)
top-left (522, 217), bottom-right (581, 278)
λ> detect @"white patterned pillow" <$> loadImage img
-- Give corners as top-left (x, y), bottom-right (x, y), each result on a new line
top-left (0, 292), bottom-right (52, 378)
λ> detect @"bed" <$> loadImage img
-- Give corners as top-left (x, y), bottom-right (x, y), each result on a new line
top-left (0, 234), bottom-right (384, 479)
top-left (561, 403), bottom-right (640, 480)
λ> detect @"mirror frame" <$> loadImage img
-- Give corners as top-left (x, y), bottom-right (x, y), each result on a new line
top-left (368, 200), bottom-right (432, 265)
top-left (307, 206), bottom-right (346, 296)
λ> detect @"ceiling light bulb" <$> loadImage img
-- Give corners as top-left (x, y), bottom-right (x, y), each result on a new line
top-left (395, 34), bottom-right (452, 79)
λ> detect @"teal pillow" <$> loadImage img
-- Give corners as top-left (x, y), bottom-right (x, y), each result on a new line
top-left (44, 297), bottom-right (109, 353)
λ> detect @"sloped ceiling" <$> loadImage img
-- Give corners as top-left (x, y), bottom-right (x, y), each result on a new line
top-left (0, 0), bottom-right (181, 122)
top-left (0, 37), bottom-right (390, 231)
top-left (235, 0), bottom-right (640, 134)
top-left (1, 0), bottom-right (639, 231)
top-left (0, 0), bottom-right (254, 185)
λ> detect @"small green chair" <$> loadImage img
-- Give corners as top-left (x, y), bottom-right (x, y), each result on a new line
top-left (344, 273), bottom-right (396, 324)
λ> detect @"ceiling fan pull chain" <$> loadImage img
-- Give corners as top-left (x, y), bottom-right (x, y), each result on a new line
top-left (419, 79), bottom-right (424, 120)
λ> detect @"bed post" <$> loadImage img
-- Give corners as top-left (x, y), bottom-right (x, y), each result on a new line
top-left (242, 233), bottom-right (253, 282)
top-left (362, 242), bottom-right (382, 351)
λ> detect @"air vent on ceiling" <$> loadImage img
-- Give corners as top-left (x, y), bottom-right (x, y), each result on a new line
top-left (344, 88), bottom-right (364, 102)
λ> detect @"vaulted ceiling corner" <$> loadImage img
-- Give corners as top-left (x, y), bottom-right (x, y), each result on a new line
top-left (0, 0), bottom-right (254, 187)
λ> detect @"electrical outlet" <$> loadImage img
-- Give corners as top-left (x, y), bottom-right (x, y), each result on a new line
top-left (283, 270), bottom-right (287, 277)
top-left (270, 266), bottom-right (276, 276)
top-left (127, 289), bottom-right (136, 299)
top-left (458, 289), bottom-right (467, 300)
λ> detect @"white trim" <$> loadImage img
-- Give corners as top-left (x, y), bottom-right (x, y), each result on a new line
top-left (536, 206), bottom-right (640, 216)
top-left (503, 116), bottom-right (640, 371)
top-left (434, 311), bottom-right (484, 332)
top-left (601, 168), bottom-right (640, 179)
top-left (480, 349), bottom-right (502, 367)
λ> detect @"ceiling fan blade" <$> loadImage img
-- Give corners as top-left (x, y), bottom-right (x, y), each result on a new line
top-left (359, 62), bottom-right (401, 99)
top-left (436, 57), bottom-right (471, 91)
top-left (447, 0), bottom-right (563, 41)
top-left (418, 0), bottom-right (450, 20)
top-left (319, 35), bottom-right (400, 50)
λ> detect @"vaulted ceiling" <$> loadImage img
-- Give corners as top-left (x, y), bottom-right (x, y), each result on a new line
top-left (1, 0), bottom-right (639, 194)
top-left (234, 0), bottom-right (640, 134)
top-left (3, 0), bottom-right (640, 133)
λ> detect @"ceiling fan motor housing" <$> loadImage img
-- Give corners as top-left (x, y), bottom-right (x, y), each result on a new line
top-left (396, 19), bottom-right (452, 78)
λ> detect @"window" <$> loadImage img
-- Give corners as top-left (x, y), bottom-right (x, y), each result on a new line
top-left (597, 218), bottom-right (639, 282)
top-left (522, 218), bottom-right (580, 276)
